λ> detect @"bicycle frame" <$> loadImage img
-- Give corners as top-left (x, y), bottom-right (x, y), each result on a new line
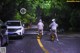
top-left (37, 30), bottom-right (42, 39)
top-left (51, 30), bottom-right (55, 41)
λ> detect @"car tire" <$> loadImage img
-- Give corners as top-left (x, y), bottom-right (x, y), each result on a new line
top-left (1, 38), bottom-right (4, 47)
top-left (20, 32), bottom-right (24, 39)
top-left (6, 36), bottom-right (9, 45)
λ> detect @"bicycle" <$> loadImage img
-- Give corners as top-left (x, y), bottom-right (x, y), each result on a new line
top-left (37, 30), bottom-right (42, 39)
top-left (50, 30), bottom-right (56, 41)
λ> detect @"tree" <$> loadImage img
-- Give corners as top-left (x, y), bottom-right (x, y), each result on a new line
top-left (0, 0), bottom-right (16, 22)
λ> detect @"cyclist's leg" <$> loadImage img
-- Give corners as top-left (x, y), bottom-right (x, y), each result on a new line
top-left (38, 29), bottom-right (42, 39)
top-left (38, 29), bottom-right (39, 35)
top-left (50, 29), bottom-right (52, 35)
top-left (42, 29), bottom-right (43, 35)
top-left (54, 30), bottom-right (59, 41)
top-left (40, 30), bottom-right (42, 38)
top-left (37, 29), bottom-right (41, 39)
top-left (38, 29), bottom-right (42, 35)
top-left (50, 29), bottom-right (55, 41)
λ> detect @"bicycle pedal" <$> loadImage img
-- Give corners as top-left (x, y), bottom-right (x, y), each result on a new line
top-left (51, 37), bottom-right (55, 41)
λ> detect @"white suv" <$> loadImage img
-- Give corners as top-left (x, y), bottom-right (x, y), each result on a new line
top-left (5, 20), bottom-right (24, 37)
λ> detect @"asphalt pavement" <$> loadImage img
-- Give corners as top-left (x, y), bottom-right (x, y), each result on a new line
top-left (6, 32), bottom-right (80, 53)
top-left (6, 35), bottom-right (44, 53)
top-left (1, 25), bottom-right (80, 53)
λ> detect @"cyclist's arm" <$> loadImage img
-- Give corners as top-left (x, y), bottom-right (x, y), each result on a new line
top-left (49, 23), bottom-right (52, 28)
top-left (42, 23), bottom-right (44, 27)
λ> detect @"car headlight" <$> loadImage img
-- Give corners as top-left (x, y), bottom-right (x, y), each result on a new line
top-left (16, 28), bottom-right (22, 32)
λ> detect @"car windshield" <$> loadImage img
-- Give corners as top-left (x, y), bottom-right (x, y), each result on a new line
top-left (7, 22), bottom-right (21, 26)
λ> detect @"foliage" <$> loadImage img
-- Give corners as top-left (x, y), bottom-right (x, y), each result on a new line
top-left (70, 9), bottom-right (80, 31)
top-left (0, 0), bottom-right (80, 32)
top-left (14, 12), bottom-right (22, 20)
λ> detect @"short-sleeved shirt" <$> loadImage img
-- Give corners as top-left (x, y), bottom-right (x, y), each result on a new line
top-left (37, 22), bottom-right (44, 30)
top-left (49, 22), bottom-right (58, 30)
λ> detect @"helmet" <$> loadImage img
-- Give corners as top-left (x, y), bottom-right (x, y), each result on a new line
top-left (52, 19), bottom-right (55, 22)
top-left (39, 19), bottom-right (42, 22)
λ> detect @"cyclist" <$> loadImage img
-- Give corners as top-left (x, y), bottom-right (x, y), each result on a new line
top-left (37, 19), bottom-right (44, 36)
top-left (49, 19), bottom-right (59, 41)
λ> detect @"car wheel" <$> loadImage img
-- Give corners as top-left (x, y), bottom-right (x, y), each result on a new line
top-left (21, 35), bottom-right (24, 38)
top-left (21, 33), bottom-right (24, 38)
top-left (1, 38), bottom-right (4, 47)
top-left (6, 36), bottom-right (9, 45)
top-left (20, 32), bottom-right (24, 39)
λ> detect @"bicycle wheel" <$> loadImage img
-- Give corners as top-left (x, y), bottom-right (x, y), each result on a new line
top-left (51, 33), bottom-right (55, 41)
top-left (39, 33), bottom-right (42, 39)
top-left (37, 33), bottom-right (42, 39)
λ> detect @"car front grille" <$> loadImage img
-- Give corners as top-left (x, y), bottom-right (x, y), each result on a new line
top-left (8, 29), bottom-right (17, 32)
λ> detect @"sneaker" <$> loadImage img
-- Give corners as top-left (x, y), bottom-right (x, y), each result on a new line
top-left (56, 39), bottom-right (59, 41)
